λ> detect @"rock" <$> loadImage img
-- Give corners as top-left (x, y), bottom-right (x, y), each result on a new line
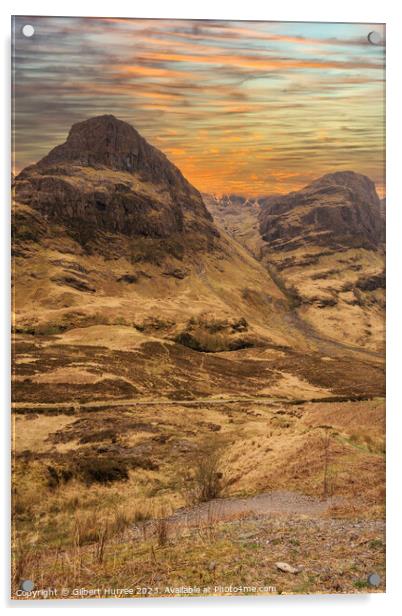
top-left (50, 275), bottom-right (95, 293)
top-left (256, 170), bottom-right (385, 354)
top-left (152, 434), bottom-right (169, 444)
top-left (50, 259), bottom-right (88, 274)
top-left (356, 272), bottom-right (385, 291)
top-left (275, 562), bottom-right (302, 574)
top-left (208, 561), bottom-right (217, 571)
top-left (162, 268), bottom-right (188, 279)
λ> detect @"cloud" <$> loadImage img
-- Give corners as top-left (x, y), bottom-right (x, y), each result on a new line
top-left (12, 16), bottom-right (385, 196)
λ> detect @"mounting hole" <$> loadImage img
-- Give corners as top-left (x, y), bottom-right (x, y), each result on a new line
top-left (20, 579), bottom-right (34, 592)
top-left (22, 24), bottom-right (35, 38)
top-left (367, 31), bottom-right (381, 45)
top-left (367, 573), bottom-right (381, 587)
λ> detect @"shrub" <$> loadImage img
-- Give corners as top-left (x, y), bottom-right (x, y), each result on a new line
top-left (75, 457), bottom-right (129, 484)
top-left (111, 508), bottom-right (131, 535)
top-left (79, 429), bottom-right (118, 444)
top-left (46, 464), bottom-right (74, 488)
top-left (133, 508), bottom-right (151, 524)
top-left (74, 512), bottom-right (100, 546)
top-left (45, 453), bottom-right (157, 488)
top-left (182, 438), bottom-right (227, 504)
top-left (94, 524), bottom-right (109, 564)
top-left (110, 506), bottom-right (151, 536)
top-left (154, 513), bottom-right (168, 547)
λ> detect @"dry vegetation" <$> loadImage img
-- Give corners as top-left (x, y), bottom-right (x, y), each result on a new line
top-left (11, 178), bottom-right (385, 599)
top-left (11, 242), bottom-right (385, 598)
top-left (12, 397), bottom-right (385, 598)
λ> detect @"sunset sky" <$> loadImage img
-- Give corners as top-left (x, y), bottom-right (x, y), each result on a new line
top-left (12, 17), bottom-right (385, 196)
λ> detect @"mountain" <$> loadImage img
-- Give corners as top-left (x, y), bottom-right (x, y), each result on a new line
top-left (258, 171), bottom-right (384, 250)
top-left (205, 172), bottom-right (385, 353)
top-left (15, 115), bottom-right (217, 255)
top-left (257, 172), bottom-right (385, 352)
top-left (15, 116), bottom-right (277, 348)
top-left (11, 116), bottom-right (291, 402)
top-left (12, 119), bottom-right (384, 406)
top-left (206, 194), bottom-right (260, 209)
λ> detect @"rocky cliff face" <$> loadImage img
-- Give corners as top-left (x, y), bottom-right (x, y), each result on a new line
top-left (14, 115), bottom-right (217, 250)
top-left (259, 171), bottom-right (384, 251)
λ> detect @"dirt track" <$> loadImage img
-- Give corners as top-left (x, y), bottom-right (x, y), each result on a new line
top-left (139, 491), bottom-right (341, 538)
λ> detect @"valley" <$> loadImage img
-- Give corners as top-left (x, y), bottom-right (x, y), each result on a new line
top-left (11, 115), bottom-right (385, 598)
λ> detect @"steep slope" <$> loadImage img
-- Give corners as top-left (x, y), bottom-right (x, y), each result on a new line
top-left (258, 172), bottom-right (385, 352)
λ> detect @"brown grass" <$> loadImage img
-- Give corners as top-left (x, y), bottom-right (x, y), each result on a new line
top-left (10, 397), bottom-right (385, 599)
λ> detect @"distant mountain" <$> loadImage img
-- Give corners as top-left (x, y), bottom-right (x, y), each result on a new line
top-left (204, 172), bottom-right (385, 353)
top-left (258, 171), bottom-right (384, 251)
top-left (13, 115), bottom-right (315, 402)
top-left (203, 193), bottom-right (264, 258)
top-left (206, 194), bottom-right (261, 208)
top-left (257, 171), bottom-right (385, 352)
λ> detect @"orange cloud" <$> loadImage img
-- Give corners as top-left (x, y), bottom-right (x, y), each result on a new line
top-left (114, 65), bottom-right (185, 79)
top-left (116, 50), bottom-right (382, 74)
top-left (13, 16), bottom-right (385, 198)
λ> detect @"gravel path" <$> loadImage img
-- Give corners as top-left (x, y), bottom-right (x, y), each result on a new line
top-left (143, 491), bottom-right (340, 536)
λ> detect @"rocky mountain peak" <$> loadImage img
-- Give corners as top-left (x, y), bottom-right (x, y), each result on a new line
top-left (36, 115), bottom-right (191, 190)
top-left (307, 171), bottom-right (380, 207)
top-left (38, 115), bottom-right (143, 170)
top-left (14, 115), bottom-right (217, 250)
top-left (259, 171), bottom-right (383, 251)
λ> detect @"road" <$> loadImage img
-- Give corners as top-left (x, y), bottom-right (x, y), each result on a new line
top-left (12, 391), bottom-right (380, 413)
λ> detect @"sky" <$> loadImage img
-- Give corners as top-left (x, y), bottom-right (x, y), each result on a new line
top-left (12, 17), bottom-right (385, 196)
